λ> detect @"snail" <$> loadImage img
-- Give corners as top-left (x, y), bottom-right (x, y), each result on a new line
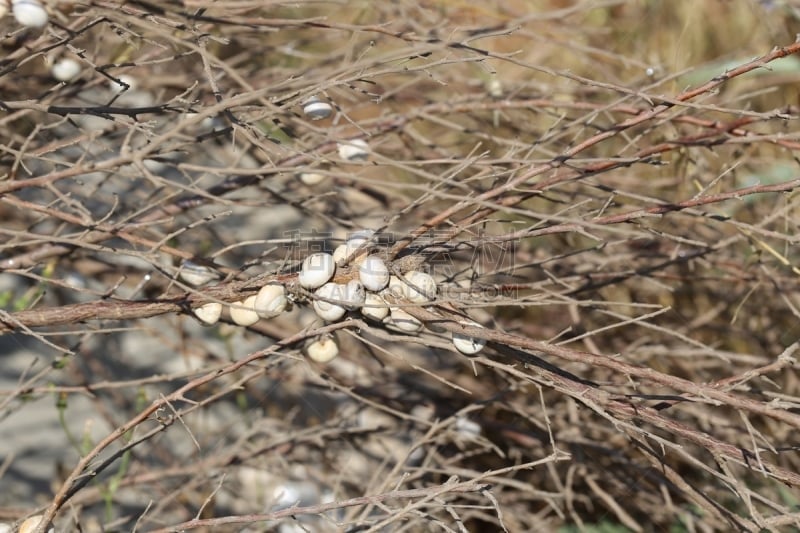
top-left (229, 296), bottom-right (260, 327)
top-left (109, 74), bottom-right (138, 94)
top-left (298, 252), bottom-right (336, 289)
top-left (12, 0), bottom-right (48, 28)
top-left (388, 271), bottom-right (436, 304)
top-left (306, 336), bottom-right (339, 363)
top-left (358, 255), bottom-right (390, 291)
top-left (296, 172), bottom-right (327, 186)
top-left (333, 229), bottom-right (374, 265)
top-left (193, 302), bottom-right (222, 326)
top-left (452, 320), bottom-right (486, 355)
top-left (18, 515), bottom-right (54, 533)
top-left (51, 58), bottom-right (81, 82)
top-left (383, 308), bottom-right (423, 333)
top-left (312, 282), bottom-right (347, 322)
top-left (361, 292), bottom-right (389, 321)
top-left (254, 284), bottom-right (288, 319)
top-left (178, 260), bottom-right (218, 287)
top-left (337, 139), bottom-right (369, 161)
top-left (303, 96), bottom-right (333, 120)
top-left (342, 279), bottom-right (366, 310)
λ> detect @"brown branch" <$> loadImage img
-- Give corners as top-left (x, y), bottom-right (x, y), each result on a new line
top-left (405, 306), bottom-right (800, 433)
top-left (147, 478), bottom-right (492, 532)
top-left (36, 318), bottom-right (358, 531)
top-left (388, 40), bottom-right (800, 257)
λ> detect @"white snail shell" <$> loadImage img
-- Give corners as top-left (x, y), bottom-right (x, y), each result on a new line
top-left (51, 58), bottom-right (81, 81)
top-left (396, 270), bottom-right (436, 304)
top-left (109, 74), bottom-right (138, 94)
top-left (383, 276), bottom-right (405, 301)
top-left (487, 77), bottom-right (503, 98)
top-left (303, 97), bottom-right (333, 120)
top-left (348, 229), bottom-right (375, 243)
top-left (306, 336), bottom-right (339, 363)
top-left (455, 416), bottom-right (482, 438)
top-left (342, 279), bottom-right (365, 310)
top-left (12, 0), bottom-right (48, 28)
top-left (18, 515), bottom-right (54, 533)
top-left (384, 308), bottom-right (422, 333)
top-left (229, 295), bottom-right (260, 326)
top-left (452, 320), bottom-right (486, 355)
top-left (312, 282), bottom-right (347, 322)
top-left (179, 260), bottom-right (217, 286)
top-left (298, 252), bottom-right (335, 289)
top-left (337, 139), bottom-right (369, 161)
top-left (333, 230), bottom-right (374, 264)
top-left (254, 284), bottom-right (288, 319)
top-left (193, 302), bottom-right (222, 326)
top-left (297, 172), bottom-right (327, 186)
top-left (361, 292), bottom-right (389, 321)
top-left (332, 244), bottom-right (349, 265)
top-left (358, 255), bottom-right (390, 291)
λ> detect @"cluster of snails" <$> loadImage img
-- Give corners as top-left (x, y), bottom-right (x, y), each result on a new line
top-left (183, 99), bottom-right (481, 361)
top-left (184, 231), bottom-right (486, 363)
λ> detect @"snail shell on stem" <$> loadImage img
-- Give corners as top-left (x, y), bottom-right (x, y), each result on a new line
top-left (384, 308), bottom-right (423, 333)
top-left (298, 252), bottom-right (336, 289)
top-left (306, 335), bottom-right (339, 363)
top-left (358, 255), bottom-right (390, 291)
top-left (452, 320), bottom-right (486, 355)
top-left (361, 292), bottom-right (389, 321)
top-left (254, 284), bottom-right (288, 319)
top-left (401, 271), bottom-right (437, 303)
top-left (229, 295), bottom-right (260, 326)
top-left (338, 139), bottom-right (369, 161)
top-left (312, 282), bottom-right (347, 322)
top-left (303, 97), bottom-right (333, 120)
top-left (343, 279), bottom-right (366, 310)
top-left (193, 302), bottom-right (222, 326)
top-left (179, 260), bottom-right (218, 286)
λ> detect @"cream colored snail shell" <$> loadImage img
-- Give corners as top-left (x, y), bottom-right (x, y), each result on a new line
top-left (193, 302), bottom-right (222, 326)
top-left (229, 295), bottom-right (260, 326)
top-left (298, 252), bottom-right (336, 289)
top-left (306, 336), bottom-right (339, 363)
top-left (18, 515), bottom-right (54, 533)
top-left (312, 282), bottom-right (347, 322)
top-left (333, 230), bottom-right (374, 264)
top-left (343, 279), bottom-right (366, 310)
top-left (254, 283), bottom-right (288, 319)
top-left (297, 172), bottom-right (327, 186)
top-left (402, 271), bottom-right (437, 303)
top-left (358, 255), bottom-right (390, 291)
top-left (361, 292), bottom-right (389, 321)
top-left (109, 74), bottom-right (138, 94)
top-left (384, 308), bottom-right (422, 333)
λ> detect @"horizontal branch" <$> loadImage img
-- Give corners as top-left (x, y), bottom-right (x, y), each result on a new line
top-left (148, 478), bottom-right (492, 532)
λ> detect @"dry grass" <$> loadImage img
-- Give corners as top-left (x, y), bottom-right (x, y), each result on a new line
top-left (2, 1), bottom-right (800, 531)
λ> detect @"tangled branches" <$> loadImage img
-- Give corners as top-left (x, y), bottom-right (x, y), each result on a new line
top-left (1, 1), bottom-right (800, 532)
